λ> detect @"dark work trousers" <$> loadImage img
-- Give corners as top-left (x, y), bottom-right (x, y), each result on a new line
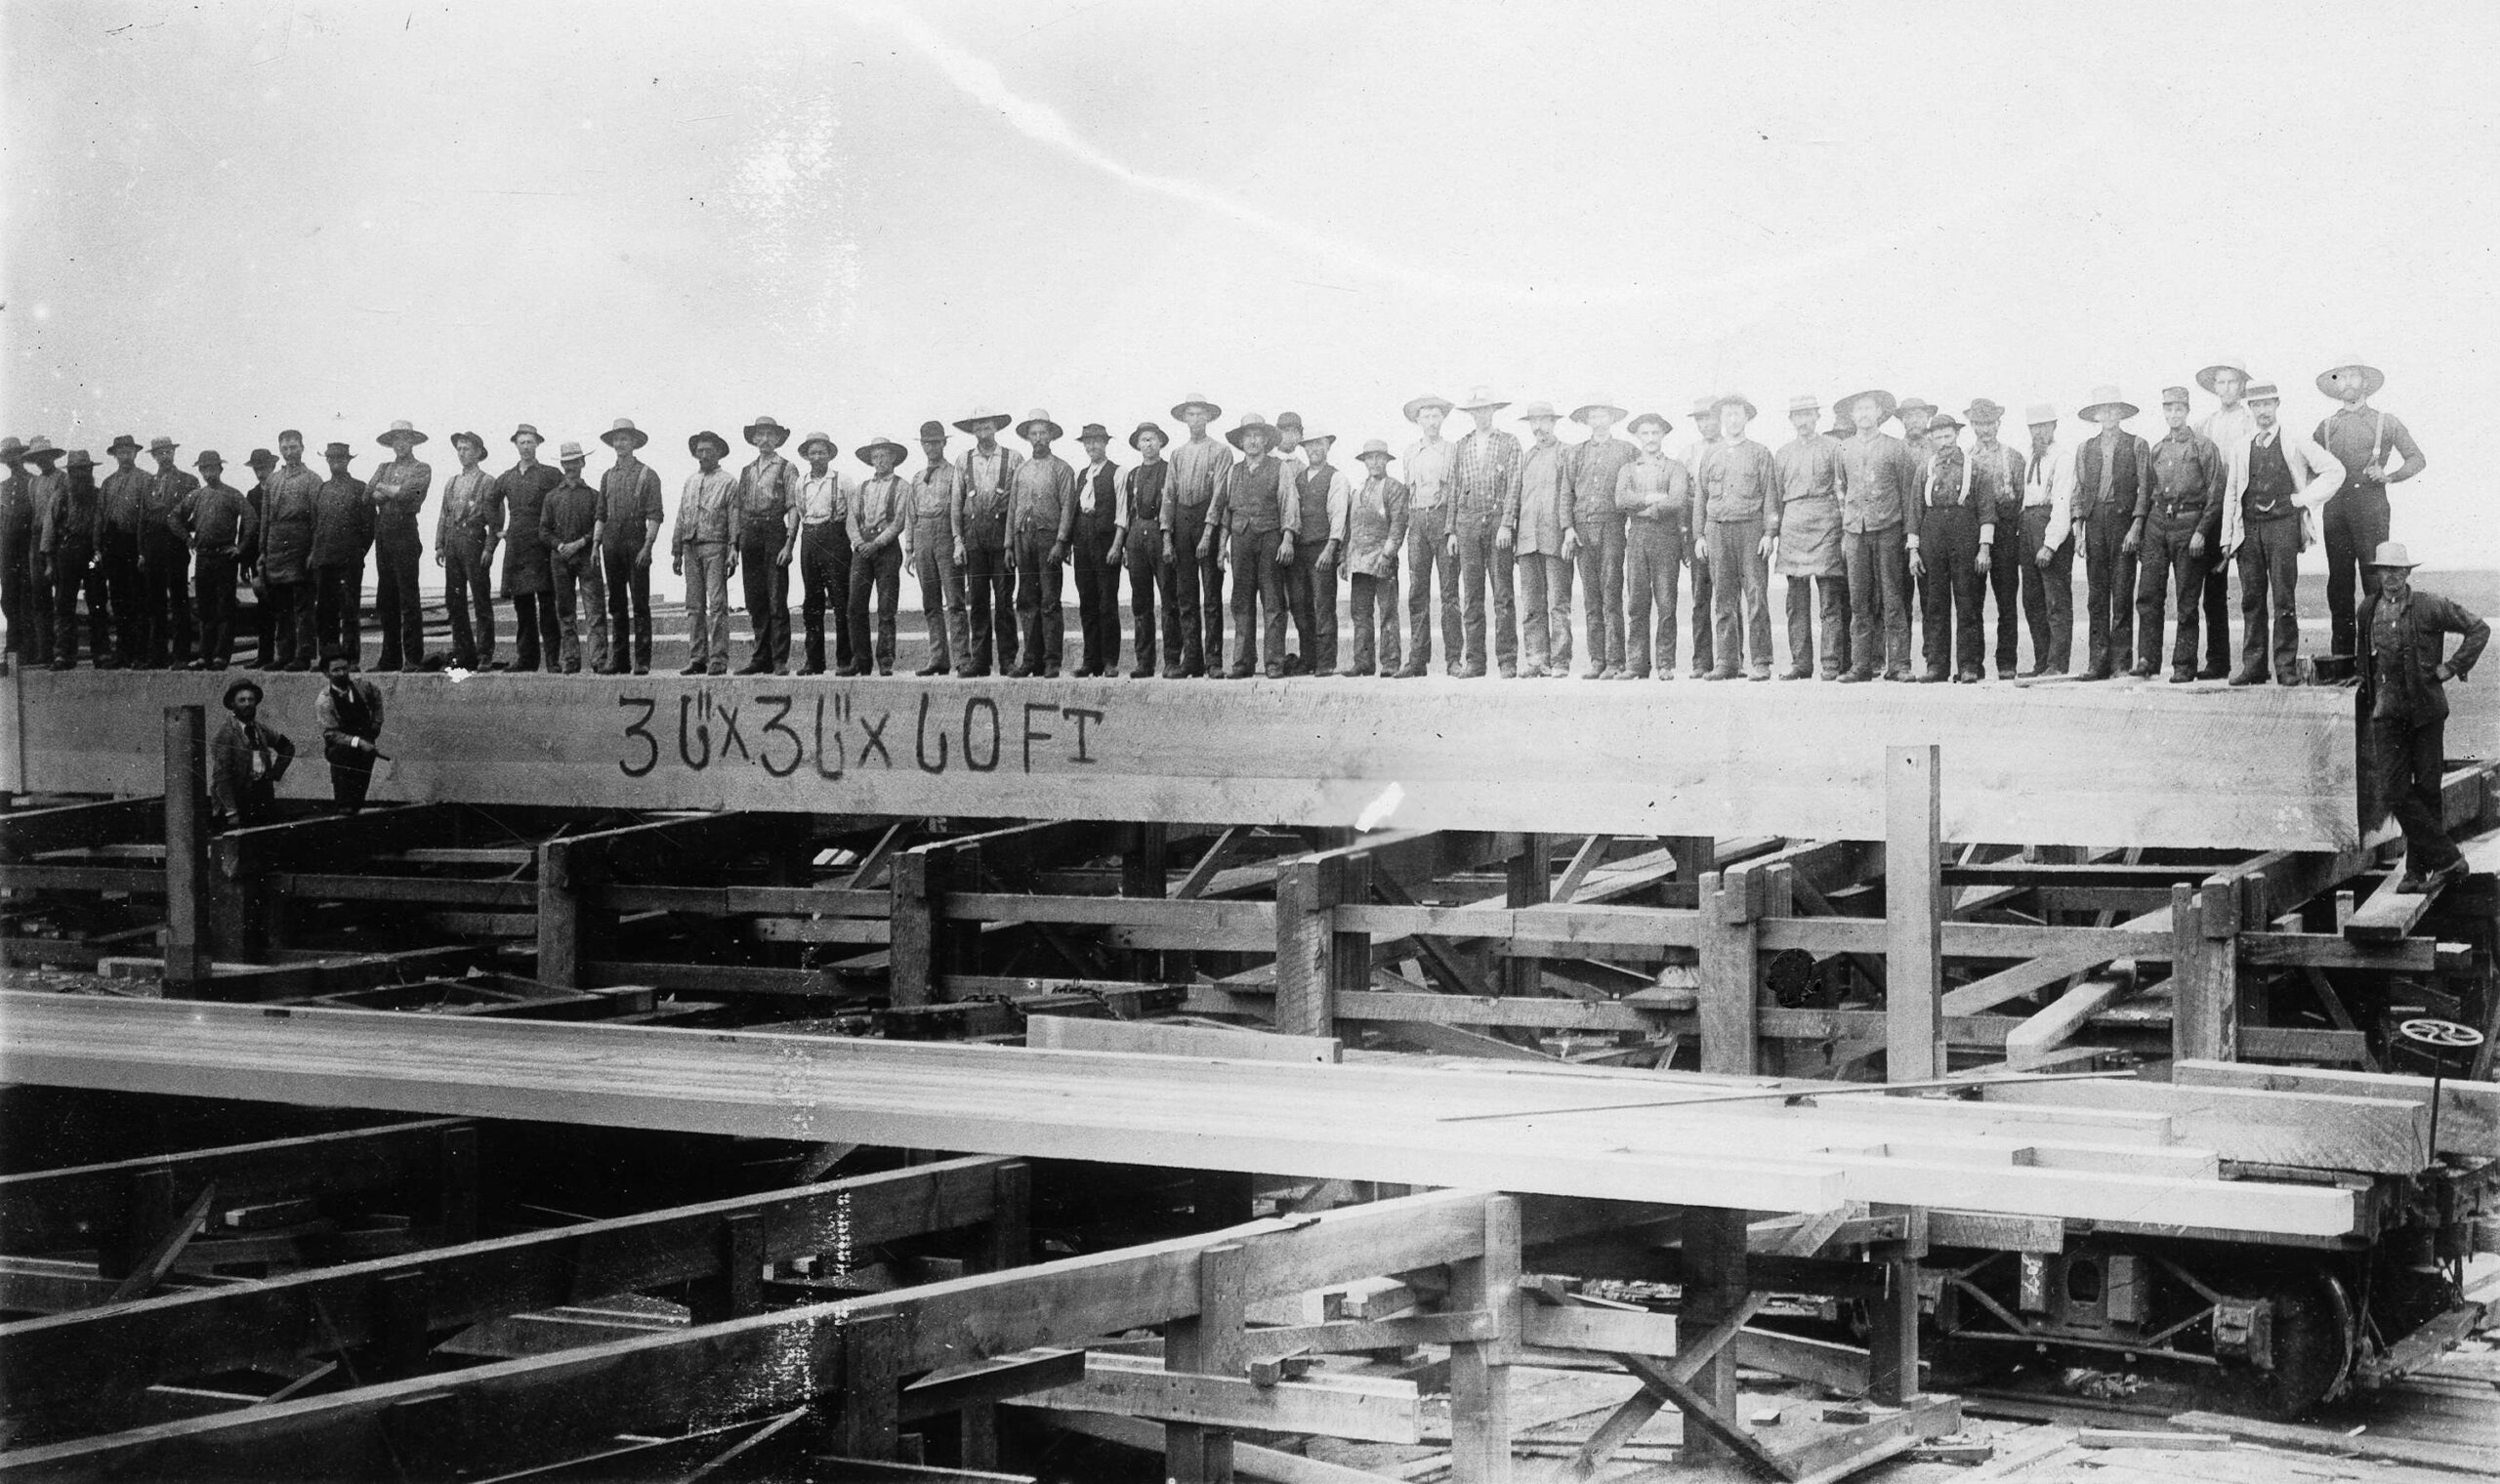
top-left (1012, 528), bottom-right (1064, 675)
top-left (2079, 508), bottom-right (2137, 678)
top-left (798, 521), bottom-right (853, 673)
top-left (1288, 543), bottom-right (1337, 676)
top-left (737, 532), bottom-right (792, 672)
top-left (2019, 507), bottom-right (2071, 674)
top-left (247, 574), bottom-right (277, 669)
top-left (441, 536), bottom-right (496, 668)
top-left (550, 549), bottom-right (598, 672)
top-left (1621, 515), bottom-right (1683, 678)
top-left (1513, 552), bottom-right (1564, 675)
top-left (52, 542), bottom-right (105, 666)
top-left (1843, 524), bottom-right (1912, 680)
top-left (962, 535), bottom-right (1015, 676)
top-left (1224, 528), bottom-right (1290, 676)
top-left (2133, 516), bottom-right (2208, 677)
top-left (2371, 715), bottom-right (2460, 872)
top-left (139, 534), bottom-right (191, 667)
top-left (268, 580), bottom-right (315, 669)
top-left (1400, 505), bottom-right (1458, 674)
top-left (912, 533), bottom-right (970, 675)
top-left (2322, 485), bottom-right (2389, 657)
top-left (847, 540), bottom-right (901, 674)
top-left (1705, 517), bottom-right (1772, 678)
top-left (1451, 512), bottom-right (1515, 676)
top-left (192, 553), bottom-right (239, 667)
top-left (1195, 520), bottom-right (1226, 675)
top-left (1687, 538), bottom-right (1715, 676)
top-left (100, 532), bottom-right (146, 667)
top-left (1161, 504), bottom-right (1209, 676)
top-left (1068, 511), bottom-right (1120, 676)
top-left (601, 545), bottom-right (652, 672)
top-left (1123, 523), bottom-right (1164, 677)
top-left (324, 741), bottom-right (375, 812)
top-left (509, 591), bottom-right (560, 672)
top-left (1573, 515), bottom-right (1625, 675)
top-left (1986, 516), bottom-right (2025, 676)
top-left (1915, 506), bottom-right (1985, 679)
top-left (2196, 553), bottom-right (2230, 676)
top-left (1345, 565), bottom-right (1400, 675)
top-left (2235, 514), bottom-right (2303, 681)
top-left (1785, 575), bottom-right (1849, 679)
top-left (373, 535), bottom-right (424, 671)
top-left (313, 561), bottom-right (363, 668)
top-left (2, 544), bottom-right (43, 664)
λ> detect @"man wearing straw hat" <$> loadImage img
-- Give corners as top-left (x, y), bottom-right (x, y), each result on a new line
top-left (1835, 391), bottom-right (1918, 682)
top-left (848, 433), bottom-right (912, 676)
top-left (1501, 402), bottom-right (1574, 679)
top-left (434, 432), bottom-right (502, 671)
top-left (1568, 395), bottom-right (1638, 680)
top-left (1211, 411), bottom-right (1297, 679)
top-left (538, 442), bottom-right (604, 673)
top-left (793, 431), bottom-right (854, 676)
top-left (1908, 408), bottom-right (1992, 683)
top-left (2354, 543), bottom-right (2484, 893)
top-left (597, 420), bottom-right (665, 676)
top-left (905, 422), bottom-right (971, 678)
top-left (1342, 439), bottom-right (1409, 678)
top-left (1288, 429), bottom-right (1352, 679)
top-left (1395, 392), bottom-right (1458, 678)
top-left (2311, 354), bottom-right (2427, 658)
top-left (1964, 400), bottom-right (2028, 680)
top-left (1162, 393), bottom-right (1229, 677)
top-left (954, 405), bottom-right (1023, 678)
top-left (2123, 387), bottom-right (2226, 683)
top-left (2190, 356), bottom-right (2257, 680)
top-left (494, 425), bottom-right (564, 673)
top-left (733, 416), bottom-right (802, 675)
top-left (1448, 387), bottom-right (1522, 678)
top-left (674, 431), bottom-right (738, 676)
top-left (1065, 423), bottom-right (1123, 678)
top-left (2224, 384), bottom-right (2338, 685)
top-left (1772, 394), bottom-right (1848, 680)
top-left (1008, 409), bottom-right (1077, 678)
top-left (1119, 422), bottom-right (1171, 678)
top-left (1695, 393), bottom-right (1780, 680)
top-left (143, 435), bottom-right (201, 668)
top-left (2019, 403), bottom-right (2076, 676)
top-left (1614, 411), bottom-right (1692, 680)
top-left (1675, 394), bottom-right (1723, 679)
top-left (2069, 386), bottom-right (2152, 680)
top-left (369, 421), bottom-right (433, 672)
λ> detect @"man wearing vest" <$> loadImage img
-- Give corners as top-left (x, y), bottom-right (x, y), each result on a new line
top-left (1164, 394), bottom-right (1230, 678)
top-left (2069, 387), bottom-right (2151, 680)
top-left (955, 405), bottom-right (1023, 678)
top-left (2226, 383), bottom-right (2338, 685)
top-left (1343, 439), bottom-right (1409, 678)
top-left (435, 432), bottom-right (503, 671)
top-left (1066, 423), bottom-right (1123, 678)
top-left (598, 420), bottom-right (665, 676)
top-left (848, 435), bottom-right (911, 677)
top-left (369, 422), bottom-right (433, 673)
top-left (1448, 387), bottom-right (1522, 679)
top-left (733, 416), bottom-right (802, 675)
top-left (1121, 423), bottom-right (1172, 678)
top-left (2122, 387), bottom-right (2226, 682)
top-left (1836, 392), bottom-right (1919, 682)
top-left (2312, 354), bottom-right (2427, 658)
top-left (316, 649), bottom-right (387, 812)
top-left (1568, 396), bottom-right (1638, 680)
top-left (907, 421), bottom-right (971, 678)
top-left (674, 432), bottom-right (738, 676)
top-left (2190, 357), bottom-right (2256, 679)
top-left (793, 433), bottom-right (854, 676)
top-left (1676, 395), bottom-right (1722, 679)
top-left (1396, 392), bottom-right (1459, 678)
top-left (1964, 401), bottom-right (2029, 680)
top-left (1772, 394), bottom-right (1848, 680)
top-left (2020, 404), bottom-right (2075, 676)
top-left (539, 443), bottom-right (604, 674)
top-left (1008, 409), bottom-right (1076, 678)
top-left (1501, 403), bottom-right (1576, 679)
top-left (1290, 431), bottom-right (1352, 678)
top-left (2355, 544), bottom-right (2485, 892)
top-left (1211, 412), bottom-right (1298, 679)
top-left (1907, 411), bottom-right (1992, 683)
top-left (1615, 412), bottom-right (1692, 680)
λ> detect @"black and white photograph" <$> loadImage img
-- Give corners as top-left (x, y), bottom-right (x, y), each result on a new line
top-left (0, 2), bottom-right (2495, 1479)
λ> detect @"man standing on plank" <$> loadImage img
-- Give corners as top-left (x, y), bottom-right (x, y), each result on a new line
top-left (847, 433), bottom-right (910, 676)
top-left (1908, 410), bottom-right (1990, 683)
top-left (1289, 429), bottom-right (1351, 678)
top-left (368, 422), bottom-right (432, 672)
top-left (2355, 544), bottom-right (2485, 893)
top-left (955, 405), bottom-right (1022, 678)
top-left (1211, 412), bottom-right (1296, 680)
top-left (1772, 394), bottom-right (1847, 680)
top-left (2019, 403), bottom-right (2074, 676)
top-left (1615, 411), bottom-right (1692, 681)
top-left (435, 432), bottom-right (503, 671)
top-left (1694, 393), bottom-right (1780, 680)
top-left (1121, 422), bottom-right (1172, 678)
top-left (1395, 392), bottom-right (1458, 678)
top-left (908, 421), bottom-right (971, 678)
top-left (1163, 393), bottom-right (1229, 677)
top-left (1448, 386), bottom-right (1522, 678)
top-left (1835, 392), bottom-right (1918, 683)
top-left (674, 431), bottom-right (738, 677)
top-left (1008, 409), bottom-right (1076, 678)
top-left (2312, 354), bottom-right (2427, 658)
top-left (1568, 395), bottom-right (1638, 680)
top-left (2069, 386), bottom-right (2151, 680)
top-left (495, 425), bottom-right (564, 673)
top-left (597, 419), bottom-right (664, 676)
top-left (2123, 387), bottom-right (2225, 682)
top-left (793, 433), bottom-right (853, 676)
top-left (1965, 400), bottom-right (2028, 680)
top-left (1342, 439), bottom-right (1408, 678)
top-left (1066, 422), bottom-right (1122, 678)
top-left (2225, 384), bottom-right (2338, 685)
top-left (733, 415), bottom-right (802, 675)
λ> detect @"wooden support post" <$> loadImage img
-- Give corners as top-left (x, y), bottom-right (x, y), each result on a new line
top-left (1682, 1206), bottom-right (1750, 1463)
top-left (1167, 1242), bottom-right (1249, 1483)
top-left (688, 1211), bottom-right (766, 1324)
top-left (1447, 1195), bottom-right (1520, 1484)
top-left (1275, 852), bottom-right (1371, 1038)
top-left (1698, 869), bottom-right (1763, 1075)
top-left (1662, 836), bottom-right (1715, 909)
top-left (206, 835), bottom-right (257, 965)
top-left (1502, 836), bottom-right (1549, 999)
top-left (2173, 882), bottom-right (2241, 1063)
top-left (837, 1311), bottom-right (904, 1462)
top-left (101, 1166), bottom-right (175, 1282)
top-left (534, 837), bottom-right (583, 989)
top-left (890, 847), bottom-right (948, 1010)
top-left (982, 1161), bottom-right (1030, 1273)
top-left (1886, 745), bottom-right (1944, 1083)
top-left (1865, 1208), bottom-right (1929, 1406)
top-left (1123, 821), bottom-right (1169, 980)
top-left (373, 1268), bottom-right (432, 1380)
top-left (162, 705), bottom-right (211, 989)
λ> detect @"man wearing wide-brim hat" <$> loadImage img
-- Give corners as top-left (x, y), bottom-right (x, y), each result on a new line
top-left (26, 438), bottom-right (86, 668)
top-left (493, 425), bottom-right (565, 672)
top-left (1340, 439), bottom-right (1409, 678)
top-left (2067, 386), bottom-right (2152, 680)
top-left (257, 432), bottom-right (324, 673)
top-left (902, 422), bottom-right (971, 678)
top-left (1062, 424), bottom-right (1123, 678)
top-left (2311, 354), bottom-right (2426, 659)
top-left (142, 434), bottom-right (202, 668)
top-left (2196, 357), bottom-right (2258, 680)
top-left (539, 440), bottom-right (604, 674)
top-left (1613, 412), bottom-right (1693, 681)
top-left (791, 433), bottom-right (854, 676)
top-left (1567, 395), bottom-right (1638, 680)
top-left (434, 433), bottom-right (501, 672)
top-left (2122, 387), bottom-right (2227, 683)
top-left (731, 417), bottom-right (801, 674)
top-left (1286, 428), bottom-right (1353, 678)
top-left (310, 439), bottom-right (374, 674)
top-left (1002, 410), bottom-right (1078, 677)
top-left (2224, 385), bottom-right (2339, 686)
top-left (2354, 542), bottom-right (2486, 893)
top-left (1163, 395), bottom-right (1230, 677)
top-left (1117, 422), bottom-right (1171, 678)
top-left (1963, 400), bottom-right (2031, 680)
top-left (1834, 392), bottom-right (1921, 681)
top-left (1209, 413), bottom-right (1298, 678)
top-left (595, 421), bottom-right (666, 676)
top-left (1695, 393), bottom-right (1783, 680)
top-left (1675, 395), bottom-right (1725, 679)
top-left (1504, 402), bottom-right (1576, 678)
top-left (1447, 387), bottom-right (1523, 678)
top-left (1772, 393), bottom-right (1849, 680)
top-left (845, 435), bottom-right (913, 676)
top-left (1396, 394), bottom-right (1460, 678)
top-left (2017, 402), bottom-right (2077, 677)
top-left (0, 436), bottom-right (43, 666)
top-left (672, 432), bottom-right (738, 676)
top-left (953, 407), bottom-right (1026, 677)
top-left (368, 422), bottom-right (434, 672)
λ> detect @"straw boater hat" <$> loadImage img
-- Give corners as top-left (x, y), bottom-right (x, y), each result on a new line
top-left (1625, 412), bottom-right (1673, 435)
top-left (855, 434), bottom-right (908, 466)
top-left (556, 441), bottom-right (588, 463)
top-left (1015, 408), bottom-right (1062, 442)
top-left (739, 415), bottom-right (791, 448)
top-left (105, 433), bottom-right (143, 456)
top-left (2077, 385), bottom-right (2139, 421)
top-left (953, 405), bottom-right (1013, 435)
top-left (2244, 382), bottom-right (2283, 404)
top-left (1571, 394), bottom-right (1628, 425)
top-left (2024, 402), bottom-right (2059, 427)
top-left (1354, 438), bottom-right (1395, 463)
top-left (688, 430), bottom-right (730, 459)
top-left (1713, 392), bottom-right (1758, 421)
top-left (1515, 400), bottom-right (1561, 423)
top-left (2364, 541), bottom-right (2419, 570)
top-left (377, 420), bottom-right (428, 448)
top-left (1224, 412), bottom-right (1278, 451)
top-left (2316, 352), bottom-right (2385, 399)
top-left (1170, 392), bottom-right (1222, 422)
top-left (1841, 390), bottom-right (1897, 423)
top-left (1128, 421), bottom-right (1167, 450)
top-left (1786, 394), bottom-right (1820, 417)
top-left (796, 432), bottom-right (836, 459)
top-left (1457, 385), bottom-right (1510, 413)
top-left (2195, 356), bottom-right (2249, 395)
top-left (603, 418), bottom-right (650, 450)
top-left (1402, 392), bottom-right (1454, 423)
top-left (147, 435), bottom-right (180, 456)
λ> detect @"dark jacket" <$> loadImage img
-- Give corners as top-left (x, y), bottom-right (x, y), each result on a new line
top-left (2357, 587), bottom-right (2487, 723)
top-left (2070, 431), bottom-right (2153, 525)
top-left (210, 716), bottom-right (293, 826)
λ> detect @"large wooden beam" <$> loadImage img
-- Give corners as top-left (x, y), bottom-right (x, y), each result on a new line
top-left (1887, 746), bottom-right (1944, 1082)
top-left (9, 671), bottom-right (2361, 847)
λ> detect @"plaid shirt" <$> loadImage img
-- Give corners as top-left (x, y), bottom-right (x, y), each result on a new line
top-left (1448, 428), bottom-right (1522, 521)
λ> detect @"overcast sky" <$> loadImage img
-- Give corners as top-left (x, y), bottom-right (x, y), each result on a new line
top-left (7, 0), bottom-right (2493, 593)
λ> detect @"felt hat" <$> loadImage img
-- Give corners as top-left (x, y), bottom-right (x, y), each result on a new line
top-left (105, 433), bottom-right (143, 456)
top-left (2316, 353), bottom-right (2385, 398)
top-left (1826, 414), bottom-right (1854, 438)
top-left (1224, 412), bottom-right (1278, 450)
top-left (953, 405), bottom-right (1013, 435)
top-left (1840, 390), bottom-right (1897, 423)
top-left (1895, 397), bottom-right (1937, 420)
top-left (1457, 385), bottom-right (1509, 413)
top-left (1516, 399), bottom-right (1562, 422)
top-left (449, 431), bottom-right (485, 454)
top-left (1355, 439), bottom-right (1395, 463)
top-left (510, 423), bottom-right (543, 443)
top-left (247, 447), bottom-right (278, 469)
top-left (2077, 385), bottom-right (2139, 421)
top-left (1076, 423), bottom-right (1112, 442)
top-left (1926, 411), bottom-right (1965, 433)
top-left (2195, 356), bottom-right (2249, 394)
top-left (796, 432), bottom-right (836, 458)
top-left (1571, 395), bottom-right (1628, 425)
top-left (854, 434), bottom-right (908, 466)
top-left (321, 441), bottom-right (354, 459)
top-left (917, 421), bottom-right (949, 442)
top-left (1626, 412), bottom-right (1673, 435)
top-left (688, 430), bottom-right (731, 459)
top-left (1016, 408), bottom-right (1063, 442)
top-left (193, 450), bottom-right (224, 468)
top-left (1273, 412), bottom-right (1304, 434)
top-left (376, 420), bottom-right (428, 447)
top-left (604, 418), bottom-right (650, 450)
top-left (1965, 398), bottom-right (2007, 423)
top-left (0, 437), bottom-right (23, 462)
top-left (21, 437), bottom-right (60, 465)
top-left (222, 677), bottom-right (265, 710)
top-left (556, 441), bottom-right (588, 463)
top-left (1713, 392), bottom-right (1758, 421)
top-left (148, 435), bottom-right (180, 455)
top-left (1170, 392), bottom-right (1223, 422)
top-left (2244, 383), bottom-right (2283, 404)
top-left (2159, 386), bottom-right (2192, 407)
top-left (64, 449), bottom-right (95, 471)
top-left (1402, 392), bottom-right (1454, 423)
top-left (1786, 393), bottom-right (1821, 415)
top-left (2364, 541), bottom-right (2419, 569)
top-left (1687, 395), bottom-right (1718, 420)
top-left (740, 416), bottom-right (791, 447)
top-left (1128, 421), bottom-right (1167, 450)
top-left (2023, 402), bottom-right (2059, 427)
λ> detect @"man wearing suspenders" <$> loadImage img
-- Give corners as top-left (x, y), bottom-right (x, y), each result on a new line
top-left (2312, 354), bottom-right (2427, 659)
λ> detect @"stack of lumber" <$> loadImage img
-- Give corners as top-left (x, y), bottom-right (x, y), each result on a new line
top-left (0, 992), bottom-right (2411, 1238)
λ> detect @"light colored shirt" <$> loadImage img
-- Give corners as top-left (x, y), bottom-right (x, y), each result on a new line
top-left (675, 468), bottom-right (737, 550)
top-left (798, 472), bottom-right (850, 526)
top-left (1506, 437), bottom-right (1571, 555)
top-left (1402, 436), bottom-right (1455, 512)
top-left (850, 472), bottom-right (907, 548)
top-left (1166, 436), bottom-right (1233, 512)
